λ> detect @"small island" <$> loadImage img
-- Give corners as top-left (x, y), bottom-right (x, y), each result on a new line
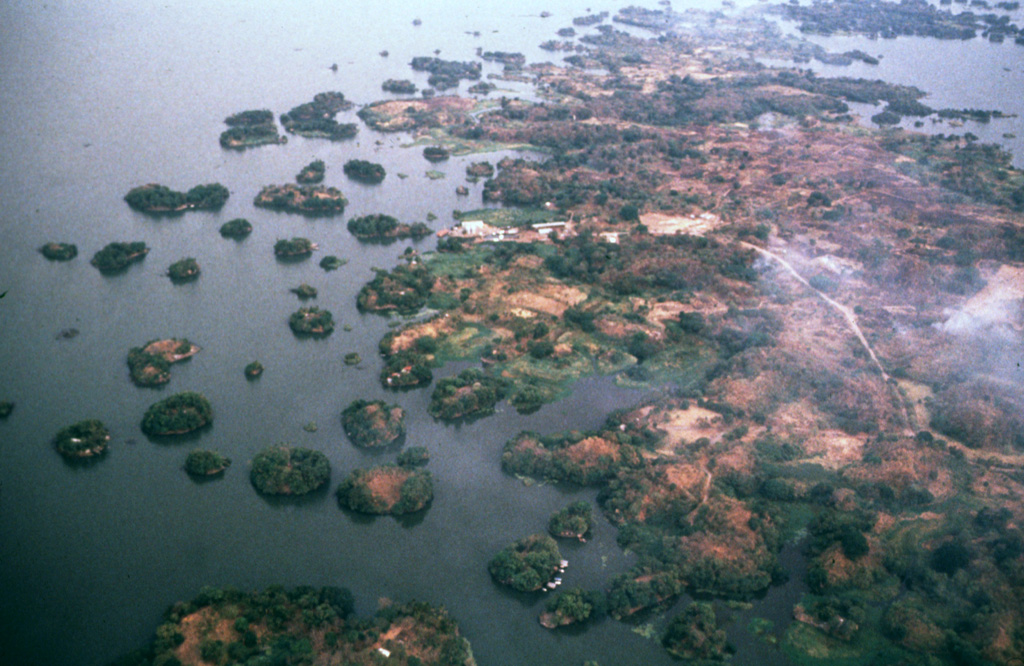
top-left (397, 446), bottom-right (430, 467)
top-left (124, 183), bottom-right (229, 213)
top-left (250, 445), bottom-right (330, 496)
top-left (290, 283), bottom-right (317, 300)
top-left (343, 352), bottom-right (361, 365)
top-left (662, 603), bottom-right (730, 662)
top-left (357, 262), bottom-right (435, 315)
top-left (466, 161), bottom-right (495, 179)
top-left (254, 183), bottom-right (347, 216)
top-left (127, 338), bottom-right (200, 387)
top-left (346, 214), bottom-right (430, 242)
top-left (244, 361), bottom-right (264, 379)
top-left (380, 350), bottom-right (434, 389)
top-left (320, 255), bottom-right (345, 271)
top-left (548, 500), bottom-right (593, 541)
top-left (218, 218), bottom-right (252, 239)
top-left (382, 78), bottom-right (417, 94)
top-left (53, 418), bottom-right (110, 458)
top-left (341, 399), bottom-right (406, 448)
top-left (39, 242), bottom-right (77, 261)
top-left (167, 257), bottom-right (200, 282)
top-left (140, 391), bottom-right (213, 436)
top-left (0, 401), bottom-right (13, 419)
top-left (488, 533), bottom-right (563, 592)
top-left (280, 92), bottom-right (358, 140)
top-left (296, 159), bottom-right (326, 184)
top-left (428, 368), bottom-right (510, 422)
top-left (289, 306), bottom-right (335, 337)
top-left (423, 145), bottom-right (450, 162)
top-left (273, 237), bottom-right (316, 258)
top-left (219, 109), bottom-right (284, 149)
top-left (184, 449), bottom-right (231, 476)
top-left (90, 241), bottom-right (149, 273)
top-left (342, 159), bottom-right (386, 184)
top-left (539, 588), bottom-right (606, 629)
top-left (336, 465), bottom-right (433, 515)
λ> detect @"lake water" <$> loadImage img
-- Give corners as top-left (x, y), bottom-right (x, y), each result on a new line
top-left (0, 2), bottom-right (1015, 665)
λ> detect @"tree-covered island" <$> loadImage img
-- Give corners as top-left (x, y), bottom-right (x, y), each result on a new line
top-left (290, 283), bottom-right (317, 300)
top-left (382, 78), bottom-right (417, 94)
top-left (124, 183), bottom-right (229, 213)
top-left (346, 214), bottom-right (430, 242)
top-left (319, 255), bottom-right (345, 271)
top-left (39, 242), bottom-right (77, 261)
top-left (289, 306), bottom-right (335, 337)
top-left (140, 391), bottom-right (213, 436)
top-left (219, 108), bottom-right (284, 149)
top-left (112, 585), bottom-right (474, 666)
top-left (422, 146), bottom-right (450, 162)
top-left (184, 449), bottom-right (231, 476)
top-left (488, 533), bottom-right (563, 592)
top-left (250, 445), bottom-right (330, 496)
top-left (0, 401), bottom-right (13, 419)
top-left (296, 159), bottom-right (326, 184)
top-left (254, 183), bottom-right (347, 216)
top-left (280, 91), bottom-right (358, 140)
top-left (90, 241), bottom-right (149, 273)
top-left (273, 237), bottom-right (317, 258)
top-left (539, 587), bottom-right (606, 629)
top-left (341, 399), bottom-right (406, 448)
top-left (356, 260), bottom-right (435, 315)
top-left (244, 361), bottom-right (264, 378)
top-left (126, 338), bottom-right (200, 387)
top-left (218, 218), bottom-right (252, 239)
top-left (336, 465), bottom-right (433, 515)
top-left (53, 418), bottom-right (110, 458)
top-left (661, 602), bottom-right (731, 662)
top-left (342, 159), bottom-right (386, 184)
top-left (548, 500), bottom-right (594, 541)
top-left (167, 257), bottom-right (200, 282)
top-left (428, 368), bottom-right (510, 422)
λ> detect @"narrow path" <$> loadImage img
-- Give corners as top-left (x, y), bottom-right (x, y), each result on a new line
top-left (741, 241), bottom-right (914, 435)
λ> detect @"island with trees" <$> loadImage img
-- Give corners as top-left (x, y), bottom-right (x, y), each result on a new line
top-left (289, 306), bottom-right (335, 337)
top-left (140, 391), bottom-right (213, 436)
top-left (90, 241), bottom-right (149, 273)
top-left (280, 91), bottom-right (358, 140)
top-left (296, 159), bottom-right (326, 184)
top-left (539, 587), bottom-right (606, 629)
top-left (397, 446), bottom-right (430, 467)
top-left (380, 350), bottom-right (434, 389)
top-left (39, 242), bottom-right (77, 261)
top-left (167, 257), bottom-right (200, 282)
top-left (382, 78), bottom-right (417, 94)
top-left (465, 161), bottom-right (495, 179)
top-left (342, 159), bottom-right (386, 184)
top-left (356, 261), bottom-right (435, 315)
top-left (319, 255), bottom-right (345, 271)
top-left (244, 361), bottom-right (264, 379)
top-left (422, 146), bottom-right (450, 162)
top-left (53, 418), bottom-right (110, 458)
top-left (488, 533), bottom-right (562, 592)
top-left (0, 401), bottom-right (13, 419)
top-left (341, 399), bottom-right (406, 448)
top-left (409, 56), bottom-right (481, 90)
top-left (548, 501), bottom-right (593, 541)
top-left (661, 602), bottom-right (730, 662)
top-left (219, 108), bottom-right (284, 149)
top-left (336, 464), bottom-right (433, 515)
top-left (250, 445), bottom-right (330, 496)
top-left (126, 338), bottom-right (200, 387)
top-left (124, 183), bottom-right (229, 213)
top-left (218, 218), bottom-right (252, 239)
top-left (273, 237), bottom-right (316, 258)
top-left (346, 214), bottom-right (430, 242)
top-left (428, 368), bottom-right (510, 422)
top-left (290, 283), bottom-right (317, 300)
top-left (112, 584), bottom-right (474, 666)
top-left (254, 183), bottom-right (347, 216)
top-left (184, 449), bottom-right (231, 476)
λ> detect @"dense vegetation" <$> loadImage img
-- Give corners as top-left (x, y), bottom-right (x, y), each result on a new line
top-left (124, 183), bottom-right (229, 212)
top-left (357, 261), bottom-right (435, 315)
top-left (409, 57), bottom-right (481, 90)
top-left (540, 587), bottom-right (606, 629)
top-left (250, 445), bottom-right (330, 496)
top-left (380, 350), bottom-right (434, 389)
top-left (341, 399), bottom-right (406, 448)
top-left (662, 602), bottom-right (730, 661)
top-left (126, 338), bottom-right (197, 387)
top-left (290, 283), bottom-right (317, 300)
top-left (422, 146), bottom-right (450, 162)
top-left (320, 255), bottom-right (345, 271)
top-left (167, 257), bottom-right (199, 282)
top-left (428, 368), bottom-right (510, 422)
top-left (111, 584), bottom-right (474, 666)
top-left (219, 218), bottom-right (252, 238)
top-left (39, 242), bottom-right (77, 261)
top-left (382, 78), bottom-right (417, 94)
top-left (280, 91), bottom-right (358, 140)
top-left (274, 237), bottom-right (315, 257)
top-left (347, 214), bottom-right (430, 242)
top-left (244, 361), bottom-right (264, 378)
top-left (53, 418), bottom-right (109, 458)
top-left (140, 391), bottom-right (213, 436)
top-left (548, 501), bottom-right (593, 540)
top-left (90, 242), bottom-right (148, 273)
top-left (296, 159), bottom-right (325, 184)
top-left (397, 446), bottom-right (430, 467)
top-left (289, 306), bottom-right (335, 337)
top-left (342, 159), bottom-right (386, 184)
top-left (336, 465), bottom-right (434, 515)
top-left (220, 108), bottom-right (283, 148)
top-left (255, 184), bottom-right (347, 216)
top-left (487, 534), bottom-right (562, 592)
top-left (184, 449), bottom-right (231, 476)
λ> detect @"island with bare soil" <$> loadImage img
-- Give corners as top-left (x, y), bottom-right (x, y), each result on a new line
top-left (336, 464), bottom-right (433, 515)
top-left (219, 109), bottom-right (284, 149)
top-left (127, 338), bottom-right (200, 387)
top-left (39, 242), bottom-right (77, 261)
top-left (53, 419), bottom-right (110, 459)
top-left (244, 361), bottom-right (264, 378)
top-left (140, 391), bottom-right (212, 436)
top-left (124, 183), bottom-right (229, 213)
top-left (255, 183), bottom-right (346, 216)
top-left (250, 445), bottom-right (330, 496)
top-left (90, 241), bottom-right (149, 273)
top-left (184, 449), bottom-right (231, 476)
top-left (428, 368), bottom-right (510, 422)
top-left (295, 159), bottom-right (326, 184)
top-left (341, 399), bottom-right (406, 448)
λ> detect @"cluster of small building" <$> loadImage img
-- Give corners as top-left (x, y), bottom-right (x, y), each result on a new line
top-left (544, 559), bottom-right (570, 591)
top-left (439, 219), bottom-right (571, 242)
